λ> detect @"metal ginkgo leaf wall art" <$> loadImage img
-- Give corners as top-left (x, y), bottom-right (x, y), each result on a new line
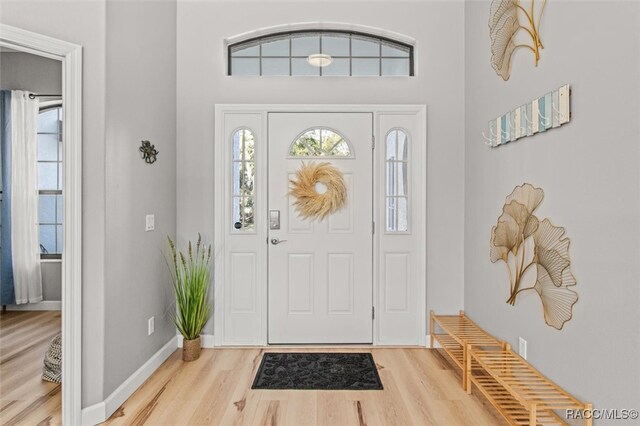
top-left (489, 0), bottom-right (547, 80)
top-left (490, 183), bottom-right (578, 330)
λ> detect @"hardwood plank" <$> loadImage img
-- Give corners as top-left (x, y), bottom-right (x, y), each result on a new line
top-left (216, 350), bottom-right (266, 426)
top-left (282, 391), bottom-right (316, 426)
top-left (0, 311), bottom-right (61, 426)
top-left (316, 392), bottom-right (357, 426)
top-left (251, 399), bottom-right (287, 426)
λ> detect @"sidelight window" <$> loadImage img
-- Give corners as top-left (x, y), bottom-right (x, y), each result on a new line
top-left (232, 129), bottom-right (255, 231)
top-left (385, 129), bottom-right (409, 232)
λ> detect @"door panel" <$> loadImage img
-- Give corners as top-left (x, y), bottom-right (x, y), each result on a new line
top-left (327, 253), bottom-right (354, 313)
top-left (268, 112), bottom-right (373, 344)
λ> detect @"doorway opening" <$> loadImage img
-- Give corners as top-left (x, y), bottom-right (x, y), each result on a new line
top-left (0, 24), bottom-right (83, 425)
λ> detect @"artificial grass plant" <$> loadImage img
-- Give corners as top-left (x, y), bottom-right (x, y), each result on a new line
top-left (167, 234), bottom-right (212, 341)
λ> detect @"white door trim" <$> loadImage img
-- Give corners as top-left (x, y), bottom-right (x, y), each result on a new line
top-left (214, 104), bottom-right (427, 347)
top-left (0, 24), bottom-right (83, 425)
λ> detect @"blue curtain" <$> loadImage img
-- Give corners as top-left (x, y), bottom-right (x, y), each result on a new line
top-left (1, 90), bottom-right (15, 305)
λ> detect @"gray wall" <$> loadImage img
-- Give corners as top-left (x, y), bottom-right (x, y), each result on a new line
top-left (41, 261), bottom-right (61, 301)
top-left (0, 52), bottom-right (63, 302)
top-left (0, 51), bottom-right (62, 94)
top-left (103, 0), bottom-right (177, 398)
top-left (464, 0), bottom-right (640, 417)
top-left (177, 0), bottom-right (467, 334)
top-left (0, 0), bottom-right (107, 406)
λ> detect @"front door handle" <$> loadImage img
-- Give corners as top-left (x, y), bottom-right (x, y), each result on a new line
top-left (270, 238), bottom-right (287, 245)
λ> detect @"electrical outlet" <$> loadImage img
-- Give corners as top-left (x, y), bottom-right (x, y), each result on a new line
top-left (145, 214), bottom-right (155, 231)
top-left (148, 316), bottom-right (154, 335)
top-left (519, 337), bottom-right (527, 360)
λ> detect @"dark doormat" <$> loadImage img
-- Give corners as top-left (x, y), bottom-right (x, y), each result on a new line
top-left (251, 352), bottom-right (383, 390)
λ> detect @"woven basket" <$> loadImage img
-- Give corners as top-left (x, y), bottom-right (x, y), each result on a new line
top-left (183, 336), bottom-right (201, 362)
top-left (42, 334), bottom-right (62, 383)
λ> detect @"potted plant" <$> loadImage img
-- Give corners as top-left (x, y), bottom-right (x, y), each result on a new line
top-left (167, 234), bottom-right (212, 361)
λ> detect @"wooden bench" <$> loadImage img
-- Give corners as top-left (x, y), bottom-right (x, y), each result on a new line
top-left (467, 345), bottom-right (592, 426)
top-left (430, 310), bottom-right (503, 391)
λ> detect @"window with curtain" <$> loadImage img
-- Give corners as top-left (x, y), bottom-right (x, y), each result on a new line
top-left (229, 31), bottom-right (413, 77)
top-left (37, 106), bottom-right (63, 258)
top-left (386, 129), bottom-right (409, 232)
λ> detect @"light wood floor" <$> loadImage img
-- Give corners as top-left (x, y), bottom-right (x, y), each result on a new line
top-left (0, 312), bottom-right (507, 425)
top-left (0, 310), bottom-right (62, 426)
top-left (105, 347), bottom-right (506, 426)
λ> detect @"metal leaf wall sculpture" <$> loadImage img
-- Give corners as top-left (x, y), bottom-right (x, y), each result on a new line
top-left (489, 0), bottom-right (547, 80)
top-left (490, 184), bottom-right (578, 329)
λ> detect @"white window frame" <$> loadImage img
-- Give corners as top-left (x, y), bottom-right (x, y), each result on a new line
top-left (385, 128), bottom-right (410, 234)
top-left (225, 22), bottom-right (417, 77)
top-left (37, 103), bottom-right (64, 259)
top-left (287, 126), bottom-right (354, 159)
top-left (231, 127), bottom-right (257, 233)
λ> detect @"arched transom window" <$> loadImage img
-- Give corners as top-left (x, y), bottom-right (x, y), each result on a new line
top-left (290, 128), bottom-right (352, 158)
top-left (229, 31), bottom-right (413, 77)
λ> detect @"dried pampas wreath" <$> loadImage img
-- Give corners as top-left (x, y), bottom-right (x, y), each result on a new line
top-left (289, 162), bottom-right (346, 220)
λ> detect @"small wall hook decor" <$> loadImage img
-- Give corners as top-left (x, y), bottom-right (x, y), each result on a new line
top-left (485, 84), bottom-right (571, 148)
top-left (482, 131), bottom-right (496, 147)
top-left (536, 104), bottom-right (551, 127)
top-left (139, 140), bottom-right (158, 164)
top-left (552, 104), bottom-right (565, 123)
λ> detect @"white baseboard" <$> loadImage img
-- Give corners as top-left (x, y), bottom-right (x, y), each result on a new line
top-left (80, 401), bottom-right (105, 426)
top-left (5, 300), bottom-right (61, 311)
top-left (81, 336), bottom-right (178, 426)
top-left (426, 337), bottom-right (441, 349)
top-left (177, 334), bottom-right (215, 348)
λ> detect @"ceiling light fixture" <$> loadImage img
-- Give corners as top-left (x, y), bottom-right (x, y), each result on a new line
top-left (307, 53), bottom-right (333, 67)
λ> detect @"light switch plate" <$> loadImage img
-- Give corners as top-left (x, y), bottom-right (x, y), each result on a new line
top-left (519, 337), bottom-right (527, 360)
top-left (145, 214), bottom-right (155, 231)
top-left (148, 316), bottom-right (154, 335)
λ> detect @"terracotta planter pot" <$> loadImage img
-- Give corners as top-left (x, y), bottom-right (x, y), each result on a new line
top-left (182, 336), bottom-right (201, 362)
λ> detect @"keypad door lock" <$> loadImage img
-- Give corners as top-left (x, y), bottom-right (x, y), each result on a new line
top-left (269, 210), bottom-right (280, 230)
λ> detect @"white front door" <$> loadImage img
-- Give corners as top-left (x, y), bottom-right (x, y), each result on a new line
top-left (268, 112), bottom-right (373, 344)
